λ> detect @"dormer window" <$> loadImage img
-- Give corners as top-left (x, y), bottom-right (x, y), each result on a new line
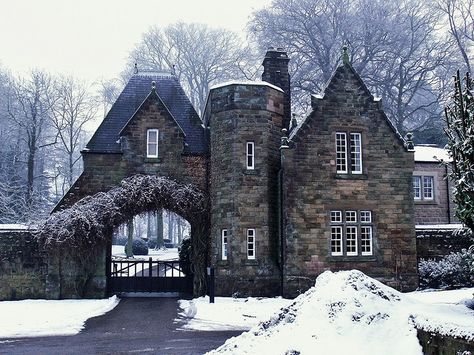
top-left (335, 132), bottom-right (362, 174)
top-left (147, 129), bottom-right (159, 158)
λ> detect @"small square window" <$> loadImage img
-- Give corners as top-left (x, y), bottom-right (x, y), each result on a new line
top-left (360, 211), bottom-right (372, 223)
top-left (346, 211), bottom-right (357, 223)
top-left (331, 211), bottom-right (342, 223)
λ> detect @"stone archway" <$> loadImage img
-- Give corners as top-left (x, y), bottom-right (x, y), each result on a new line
top-left (37, 175), bottom-right (209, 297)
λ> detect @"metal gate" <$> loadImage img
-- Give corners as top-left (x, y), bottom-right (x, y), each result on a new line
top-left (108, 257), bottom-right (193, 294)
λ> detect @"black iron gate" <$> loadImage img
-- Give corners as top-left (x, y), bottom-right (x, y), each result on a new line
top-left (108, 257), bottom-right (193, 294)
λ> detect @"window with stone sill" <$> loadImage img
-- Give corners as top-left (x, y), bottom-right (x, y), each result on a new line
top-left (335, 132), bottom-right (362, 174)
top-left (413, 175), bottom-right (434, 201)
top-left (330, 210), bottom-right (373, 257)
top-left (221, 229), bottom-right (228, 261)
top-left (147, 129), bottom-right (159, 158)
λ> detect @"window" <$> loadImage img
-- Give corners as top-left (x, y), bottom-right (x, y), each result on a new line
top-left (221, 229), bottom-right (228, 261)
top-left (330, 210), bottom-right (373, 257)
top-left (247, 229), bottom-right (256, 260)
top-left (413, 175), bottom-right (434, 201)
top-left (335, 132), bottom-right (363, 174)
top-left (335, 132), bottom-right (347, 173)
top-left (246, 142), bottom-right (255, 169)
top-left (147, 129), bottom-right (159, 158)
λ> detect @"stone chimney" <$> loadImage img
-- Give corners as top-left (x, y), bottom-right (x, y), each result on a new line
top-left (262, 47), bottom-right (291, 129)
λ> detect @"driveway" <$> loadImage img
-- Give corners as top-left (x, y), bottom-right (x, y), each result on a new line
top-left (0, 298), bottom-right (242, 355)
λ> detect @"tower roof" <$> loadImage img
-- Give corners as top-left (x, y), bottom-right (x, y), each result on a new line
top-left (85, 72), bottom-right (206, 155)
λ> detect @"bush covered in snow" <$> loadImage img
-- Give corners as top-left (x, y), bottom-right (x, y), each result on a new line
top-left (125, 239), bottom-right (148, 256)
top-left (419, 248), bottom-right (474, 289)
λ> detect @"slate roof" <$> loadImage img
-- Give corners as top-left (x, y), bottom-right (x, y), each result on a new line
top-left (85, 72), bottom-right (207, 155)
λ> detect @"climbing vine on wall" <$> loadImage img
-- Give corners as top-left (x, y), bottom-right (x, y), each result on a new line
top-left (36, 174), bottom-right (209, 295)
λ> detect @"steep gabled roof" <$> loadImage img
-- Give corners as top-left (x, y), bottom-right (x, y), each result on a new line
top-left (290, 63), bottom-right (407, 149)
top-left (85, 72), bottom-right (206, 155)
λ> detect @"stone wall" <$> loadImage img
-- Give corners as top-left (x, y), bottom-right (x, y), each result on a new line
top-left (414, 162), bottom-right (457, 225)
top-left (416, 227), bottom-right (472, 261)
top-left (208, 83), bottom-right (284, 296)
top-left (0, 228), bottom-right (47, 300)
top-left (282, 65), bottom-right (418, 297)
top-left (0, 228), bottom-right (107, 300)
top-left (417, 329), bottom-right (474, 354)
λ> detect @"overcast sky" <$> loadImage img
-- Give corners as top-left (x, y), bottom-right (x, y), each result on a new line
top-left (0, 0), bottom-right (270, 83)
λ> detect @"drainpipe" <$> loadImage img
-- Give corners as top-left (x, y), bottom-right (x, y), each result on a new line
top-left (279, 129), bottom-right (290, 296)
top-left (445, 164), bottom-right (451, 224)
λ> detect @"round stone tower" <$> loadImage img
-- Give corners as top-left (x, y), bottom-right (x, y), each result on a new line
top-left (206, 81), bottom-right (285, 296)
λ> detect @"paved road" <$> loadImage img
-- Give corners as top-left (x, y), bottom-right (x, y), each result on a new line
top-left (0, 298), bottom-right (242, 355)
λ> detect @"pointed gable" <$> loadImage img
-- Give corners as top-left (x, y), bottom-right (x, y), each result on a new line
top-left (290, 63), bottom-right (407, 148)
top-left (85, 72), bottom-right (206, 155)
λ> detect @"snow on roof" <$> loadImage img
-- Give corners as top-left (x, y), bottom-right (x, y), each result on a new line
top-left (210, 80), bottom-right (284, 93)
top-left (0, 224), bottom-right (30, 231)
top-left (416, 224), bottom-right (463, 230)
top-left (414, 145), bottom-right (451, 162)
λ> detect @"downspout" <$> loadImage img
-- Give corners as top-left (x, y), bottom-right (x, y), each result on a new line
top-left (279, 129), bottom-right (290, 296)
top-left (445, 164), bottom-right (452, 224)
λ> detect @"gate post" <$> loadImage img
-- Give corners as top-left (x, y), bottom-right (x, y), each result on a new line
top-left (207, 267), bottom-right (215, 303)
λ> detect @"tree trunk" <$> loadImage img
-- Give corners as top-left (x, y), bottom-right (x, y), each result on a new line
top-left (168, 211), bottom-right (174, 244)
top-left (126, 218), bottom-right (134, 257)
top-left (147, 212), bottom-right (152, 240)
top-left (156, 209), bottom-right (164, 248)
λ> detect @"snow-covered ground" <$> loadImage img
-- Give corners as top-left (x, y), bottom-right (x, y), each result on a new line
top-left (0, 296), bottom-right (119, 338)
top-left (112, 244), bottom-right (179, 261)
top-left (178, 297), bottom-right (290, 331)
top-left (175, 271), bottom-right (474, 355)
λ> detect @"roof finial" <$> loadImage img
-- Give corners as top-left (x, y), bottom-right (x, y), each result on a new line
top-left (406, 132), bottom-right (414, 151)
top-left (151, 81), bottom-right (156, 92)
top-left (134, 62), bottom-right (138, 74)
top-left (171, 64), bottom-right (176, 76)
top-left (342, 45), bottom-right (350, 65)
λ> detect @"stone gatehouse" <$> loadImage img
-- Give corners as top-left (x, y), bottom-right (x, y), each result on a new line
top-left (55, 48), bottom-right (418, 298)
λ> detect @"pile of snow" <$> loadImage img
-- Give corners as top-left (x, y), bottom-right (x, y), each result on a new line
top-left (0, 296), bottom-right (119, 338)
top-left (177, 296), bottom-right (290, 331)
top-left (208, 270), bottom-right (474, 355)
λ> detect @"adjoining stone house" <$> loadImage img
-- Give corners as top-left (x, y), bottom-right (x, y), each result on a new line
top-left (57, 48), bottom-right (419, 297)
top-left (413, 145), bottom-right (456, 225)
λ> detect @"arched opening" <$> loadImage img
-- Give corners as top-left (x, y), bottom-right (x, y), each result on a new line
top-left (109, 210), bottom-right (193, 295)
top-left (38, 175), bottom-right (209, 298)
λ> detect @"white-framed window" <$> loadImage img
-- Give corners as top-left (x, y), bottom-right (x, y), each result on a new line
top-left (350, 133), bottom-right (362, 174)
top-left (221, 229), bottom-right (228, 261)
top-left (247, 228), bottom-right (256, 260)
top-left (246, 142), bottom-right (255, 170)
top-left (413, 175), bottom-right (434, 201)
top-left (330, 210), bottom-right (373, 257)
top-left (335, 131), bottom-right (363, 174)
top-left (335, 132), bottom-right (347, 173)
top-left (331, 226), bottom-right (343, 256)
top-left (147, 129), bottom-right (159, 158)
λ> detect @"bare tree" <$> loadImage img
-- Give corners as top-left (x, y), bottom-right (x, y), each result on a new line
top-left (249, 0), bottom-right (455, 138)
top-left (6, 70), bottom-right (55, 208)
top-left (95, 78), bottom-right (121, 118)
top-left (438, 0), bottom-right (474, 73)
top-left (49, 76), bottom-right (98, 188)
top-left (127, 22), bottom-right (260, 115)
